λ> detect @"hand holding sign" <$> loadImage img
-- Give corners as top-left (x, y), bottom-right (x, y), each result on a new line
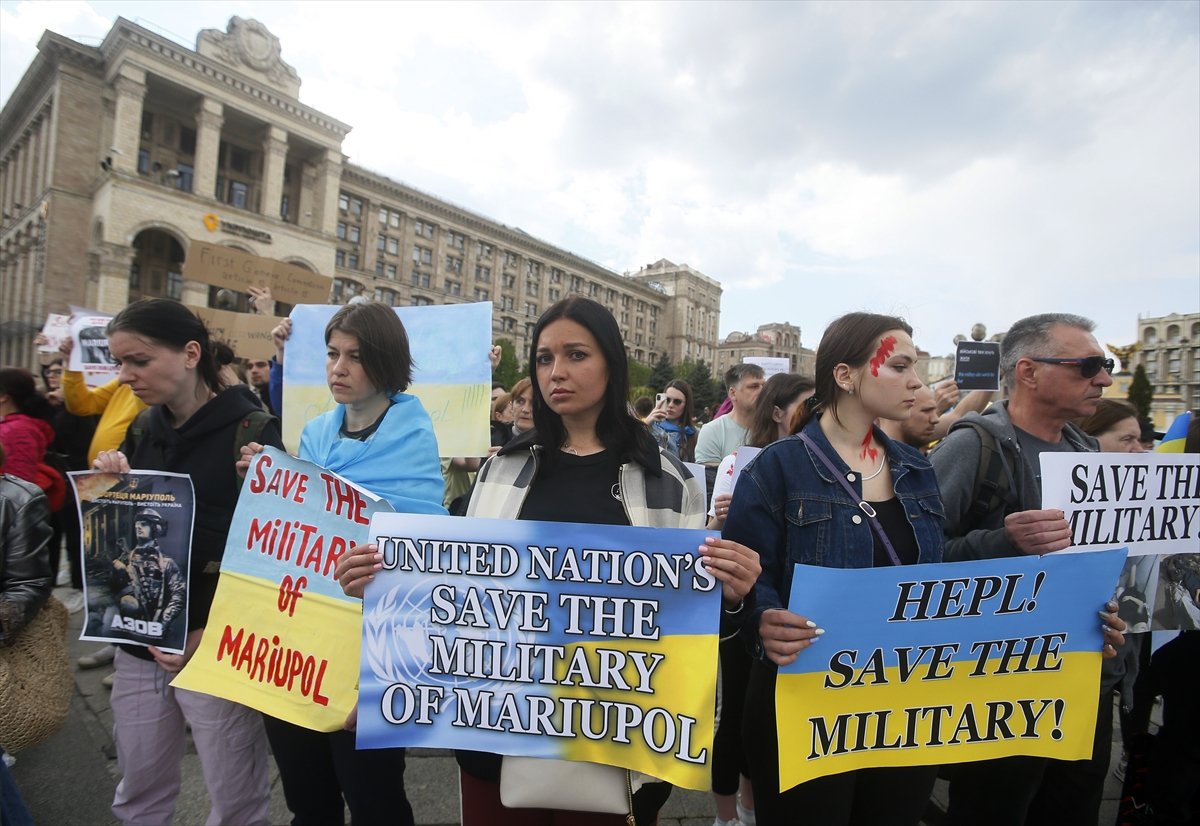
top-left (760, 608), bottom-right (824, 666)
top-left (1004, 509), bottom-right (1072, 555)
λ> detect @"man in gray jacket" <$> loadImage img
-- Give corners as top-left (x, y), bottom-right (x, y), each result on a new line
top-left (930, 312), bottom-right (1120, 826)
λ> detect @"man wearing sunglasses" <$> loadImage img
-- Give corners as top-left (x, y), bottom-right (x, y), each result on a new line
top-left (930, 313), bottom-right (1121, 826)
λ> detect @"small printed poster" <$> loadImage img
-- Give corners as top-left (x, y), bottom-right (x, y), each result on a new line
top-left (71, 470), bottom-right (195, 654)
top-left (68, 312), bottom-right (119, 386)
top-left (953, 340), bottom-right (1001, 391)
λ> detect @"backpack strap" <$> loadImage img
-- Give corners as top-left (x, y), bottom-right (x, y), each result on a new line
top-left (233, 409), bottom-right (276, 464)
top-left (121, 408), bottom-right (154, 457)
top-left (957, 421), bottom-right (1011, 523)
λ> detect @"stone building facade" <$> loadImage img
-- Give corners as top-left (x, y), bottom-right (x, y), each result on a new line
top-left (715, 322), bottom-right (814, 378)
top-left (1130, 311), bottom-right (1200, 428)
top-left (0, 16), bottom-right (721, 371)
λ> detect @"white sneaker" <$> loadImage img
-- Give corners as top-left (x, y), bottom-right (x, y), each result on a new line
top-left (78, 644), bottom-right (116, 669)
top-left (2, 752), bottom-right (15, 768)
top-left (60, 589), bottom-right (85, 614)
top-left (737, 796), bottom-right (756, 826)
top-left (713, 818), bottom-right (742, 826)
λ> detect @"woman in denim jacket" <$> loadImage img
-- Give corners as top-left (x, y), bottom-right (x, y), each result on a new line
top-left (723, 312), bottom-right (941, 826)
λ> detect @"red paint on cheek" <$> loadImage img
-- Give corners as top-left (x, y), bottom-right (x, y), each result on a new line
top-left (860, 429), bottom-right (878, 462)
top-left (869, 335), bottom-right (897, 377)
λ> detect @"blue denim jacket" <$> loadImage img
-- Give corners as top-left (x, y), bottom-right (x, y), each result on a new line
top-left (723, 417), bottom-right (945, 659)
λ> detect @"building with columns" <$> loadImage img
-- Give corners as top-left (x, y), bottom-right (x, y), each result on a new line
top-left (714, 322), bottom-right (814, 378)
top-left (0, 16), bottom-right (722, 371)
top-left (1129, 311), bottom-right (1200, 429)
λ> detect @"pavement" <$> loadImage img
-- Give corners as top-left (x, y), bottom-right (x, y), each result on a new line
top-left (9, 585), bottom-right (1134, 826)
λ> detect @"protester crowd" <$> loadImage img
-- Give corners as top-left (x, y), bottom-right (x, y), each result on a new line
top-left (1, 294), bottom-right (1195, 826)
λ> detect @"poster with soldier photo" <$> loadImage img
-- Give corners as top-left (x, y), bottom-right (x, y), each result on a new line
top-left (70, 470), bottom-right (195, 654)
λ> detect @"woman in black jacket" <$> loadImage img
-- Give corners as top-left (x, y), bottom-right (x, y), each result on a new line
top-left (93, 299), bottom-right (281, 826)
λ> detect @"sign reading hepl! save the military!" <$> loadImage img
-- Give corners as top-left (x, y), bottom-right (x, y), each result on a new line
top-left (182, 240), bottom-right (332, 305)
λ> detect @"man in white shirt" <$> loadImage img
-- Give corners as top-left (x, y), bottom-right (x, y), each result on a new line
top-left (695, 363), bottom-right (765, 465)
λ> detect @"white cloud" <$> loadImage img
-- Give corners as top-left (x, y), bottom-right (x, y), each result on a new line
top-left (2, 0), bottom-right (1195, 356)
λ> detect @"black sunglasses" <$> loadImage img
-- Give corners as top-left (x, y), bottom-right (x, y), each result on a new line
top-left (1031, 356), bottom-right (1114, 378)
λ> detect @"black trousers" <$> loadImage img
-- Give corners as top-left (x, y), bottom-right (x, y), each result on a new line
top-left (263, 715), bottom-right (414, 826)
top-left (712, 635), bottom-right (753, 795)
top-left (743, 661), bottom-right (937, 826)
top-left (946, 690), bottom-right (1114, 826)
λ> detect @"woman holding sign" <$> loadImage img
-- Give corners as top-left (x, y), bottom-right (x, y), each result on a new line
top-left (721, 313), bottom-right (947, 825)
top-left (92, 299), bottom-right (281, 826)
top-left (250, 300), bottom-right (445, 826)
top-left (338, 297), bottom-right (760, 826)
top-left (723, 313), bottom-right (1125, 825)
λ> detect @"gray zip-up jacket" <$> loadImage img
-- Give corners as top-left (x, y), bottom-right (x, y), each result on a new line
top-left (930, 402), bottom-right (1122, 694)
top-left (929, 400), bottom-right (1096, 562)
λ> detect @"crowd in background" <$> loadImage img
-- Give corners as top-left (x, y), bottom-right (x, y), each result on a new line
top-left (1, 295), bottom-right (1196, 826)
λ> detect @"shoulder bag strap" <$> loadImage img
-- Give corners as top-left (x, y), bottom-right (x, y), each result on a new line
top-left (797, 431), bottom-right (901, 566)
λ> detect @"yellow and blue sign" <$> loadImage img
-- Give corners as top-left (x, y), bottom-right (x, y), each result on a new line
top-left (173, 448), bottom-right (393, 731)
top-left (356, 512), bottom-right (721, 790)
top-left (776, 549), bottom-right (1127, 790)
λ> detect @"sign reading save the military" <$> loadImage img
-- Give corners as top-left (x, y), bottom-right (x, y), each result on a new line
top-left (182, 240), bottom-right (332, 305)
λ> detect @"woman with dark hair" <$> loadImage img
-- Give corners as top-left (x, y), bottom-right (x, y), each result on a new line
top-left (722, 313), bottom-right (944, 824)
top-left (92, 298), bottom-right (280, 826)
top-left (0, 368), bottom-right (55, 485)
top-left (338, 297), bottom-right (761, 825)
top-left (645, 378), bottom-right (697, 461)
top-left (251, 300), bottom-right (445, 826)
top-left (1078, 399), bottom-right (1145, 453)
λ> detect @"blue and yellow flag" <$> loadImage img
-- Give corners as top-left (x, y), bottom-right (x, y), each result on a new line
top-left (1156, 410), bottom-right (1193, 454)
top-left (777, 549), bottom-right (1126, 790)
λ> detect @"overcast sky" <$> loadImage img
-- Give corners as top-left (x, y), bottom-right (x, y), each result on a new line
top-left (2, 0), bottom-right (1197, 360)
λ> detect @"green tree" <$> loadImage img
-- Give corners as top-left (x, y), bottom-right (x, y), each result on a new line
top-left (649, 352), bottom-right (673, 391)
top-left (1128, 363), bottom-right (1153, 423)
top-left (628, 360), bottom-right (652, 392)
top-left (684, 359), bottom-right (719, 414)
top-left (492, 338), bottom-right (523, 390)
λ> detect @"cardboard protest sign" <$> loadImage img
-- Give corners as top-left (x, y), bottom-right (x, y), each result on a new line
top-left (953, 340), bottom-right (1001, 391)
top-left (190, 305), bottom-right (282, 362)
top-left (1041, 453), bottom-right (1200, 631)
top-left (356, 513), bottom-right (720, 790)
top-left (776, 549), bottom-right (1126, 790)
top-left (282, 303), bottom-right (493, 457)
top-left (182, 240), bottom-right (332, 305)
top-left (71, 470), bottom-right (195, 654)
top-left (172, 448), bottom-right (391, 731)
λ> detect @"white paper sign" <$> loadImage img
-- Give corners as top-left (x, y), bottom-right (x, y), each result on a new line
top-left (743, 357), bottom-right (789, 378)
top-left (1040, 452), bottom-right (1199, 556)
top-left (38, 313), bottom-right (71, 353)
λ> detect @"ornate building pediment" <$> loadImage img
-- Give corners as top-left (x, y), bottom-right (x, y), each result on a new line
top-left (196, 17), bottom-right (300, 97)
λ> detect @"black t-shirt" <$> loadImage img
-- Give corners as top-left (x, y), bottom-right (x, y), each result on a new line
top-left (868, 497), bottom-right (919, 567)
top-left (518, 450), bottom-right (629, 526)
top-left (338, 403), bottom-right (392, 442)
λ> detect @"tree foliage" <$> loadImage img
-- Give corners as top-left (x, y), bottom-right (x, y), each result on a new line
top-left (492, 338), bottom-right (523, 391)
top-left (1127, 363), bottom-right (1153, 423)
top-left (649, 352), bottom-right (673, 391)
top-left (628, 360), bottom-right (652, 393)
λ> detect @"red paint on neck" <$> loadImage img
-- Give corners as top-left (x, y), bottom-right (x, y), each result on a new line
top-left (860, 429), bottom-right (878, 462)
top-left (869, 335), bottom-right (897, 377)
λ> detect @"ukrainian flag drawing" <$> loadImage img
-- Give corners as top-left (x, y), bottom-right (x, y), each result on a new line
top-left (356, 513), bottom-right (721, 790)
top-left (282, 303), bottom-right (493, 457)
top-left (776, 549), bottom-right (1126, 790)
